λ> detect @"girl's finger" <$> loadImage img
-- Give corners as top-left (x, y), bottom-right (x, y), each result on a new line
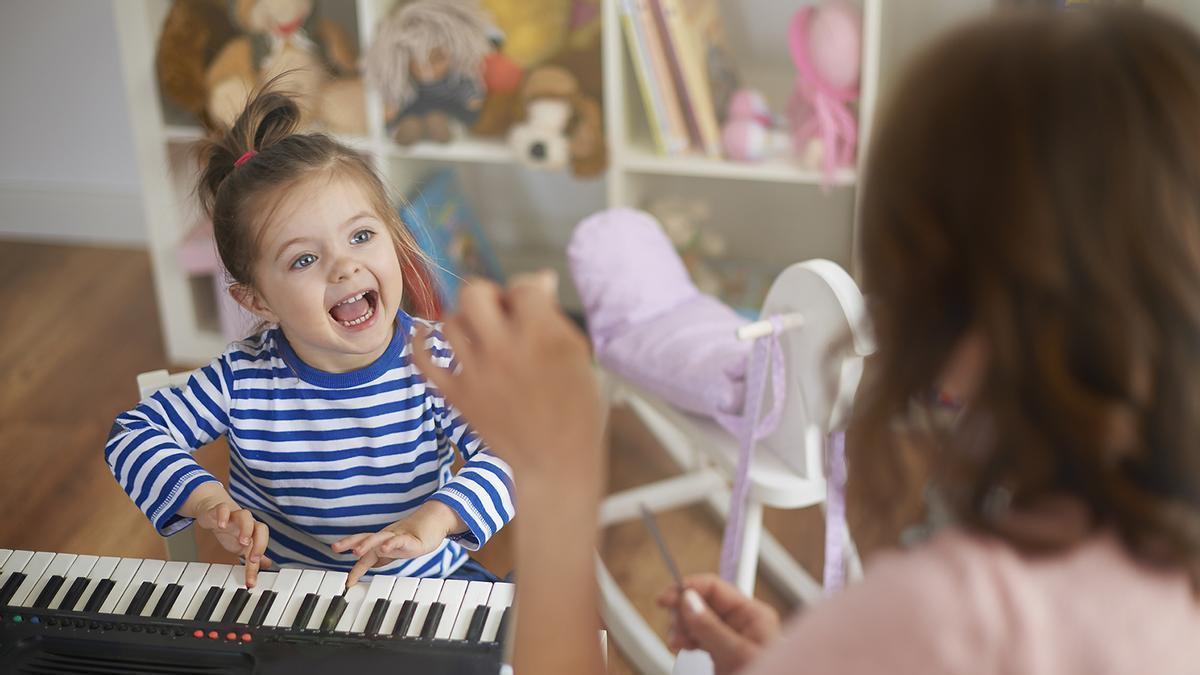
top-left (331, 533), bottom-right (371, 554)
top-left (260, 556), bottom-right (275, 570)
top-left (215, 503), bottom-right (231, 530)
top-left (380, 532), bottom-right (422, 558)
top-left (353, 531), bottom-right (396, 557)
top-left (234, 510), bottom-right (254, 546)
top-left (346, 551), bottom-right (379, 587)
top-left (249, 521), bottom-right (269, 563)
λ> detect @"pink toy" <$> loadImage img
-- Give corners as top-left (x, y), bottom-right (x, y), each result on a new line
top-left (788, 1), bottom-right (862, 183)
top-left (721, 89), bottom-right (789, 162)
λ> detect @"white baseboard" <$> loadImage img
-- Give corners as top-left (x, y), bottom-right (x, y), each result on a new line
top-left (0, 181), bottom-right (147, 247)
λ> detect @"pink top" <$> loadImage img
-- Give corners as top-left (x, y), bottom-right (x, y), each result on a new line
top-left (745, 529), bottom-right (1200, 675)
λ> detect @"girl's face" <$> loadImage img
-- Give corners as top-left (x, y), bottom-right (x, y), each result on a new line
top-left (237, 174), bottom-right (405, 373)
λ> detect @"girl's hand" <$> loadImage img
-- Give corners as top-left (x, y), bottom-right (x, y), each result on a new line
top-left (333, 500), bottom-right (465, 586)
top-left (657, 574), bottom-right (782, 675)
top-left (192, 497), bottom-right (273, 588)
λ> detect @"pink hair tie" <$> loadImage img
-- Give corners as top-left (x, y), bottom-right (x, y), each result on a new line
top-left (234, 150), bottom-right (258, 168)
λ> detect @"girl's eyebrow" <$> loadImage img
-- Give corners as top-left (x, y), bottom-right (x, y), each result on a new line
top-left (273, 211), bottom-right (375, 261)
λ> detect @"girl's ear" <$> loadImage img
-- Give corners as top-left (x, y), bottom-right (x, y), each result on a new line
top-left (230, 283), bottom-right (279, 324)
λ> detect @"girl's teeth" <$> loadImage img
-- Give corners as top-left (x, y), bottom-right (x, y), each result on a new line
top-left (340, 304), bottom-right (375, 327)
top-left (337, 291), bottom-right (366, 306)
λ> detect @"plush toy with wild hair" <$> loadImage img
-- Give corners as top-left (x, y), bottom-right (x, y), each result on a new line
top-left (366, 0), bottom-right (493, 145)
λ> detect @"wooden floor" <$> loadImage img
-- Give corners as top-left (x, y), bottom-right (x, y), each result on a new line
top-left (0, 240), bottom-right (920, 674)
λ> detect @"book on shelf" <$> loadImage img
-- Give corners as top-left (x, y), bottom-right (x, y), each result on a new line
top-left (618, 0), bottom-right (688, 154)
top-left (400, 168), bottom-right (504, 309)
top-left (652, 0), bottom-right (740, 158)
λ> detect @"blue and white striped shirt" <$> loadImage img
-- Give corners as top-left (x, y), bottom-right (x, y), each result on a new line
top-left (104, 312), bottom-right (515, 578)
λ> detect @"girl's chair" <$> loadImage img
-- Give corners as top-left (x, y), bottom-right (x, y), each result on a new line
top-left (136, 368), bottom-right (204, 563)
top-left (569, 209), bottom-right (873, 675)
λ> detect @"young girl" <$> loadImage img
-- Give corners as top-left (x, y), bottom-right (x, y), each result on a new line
top-left (410, 6), bottom-right (1200, 675)
top-left (104, 88), bottom-right (513, 588)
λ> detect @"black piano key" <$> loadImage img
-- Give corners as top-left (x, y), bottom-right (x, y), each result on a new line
top-left (495, 607), bottom-right (513, 643)
top-left (392, 599), bottom-right (417, 637)
top-left (221, 588), bottom-right (251, 624)
top-left (32, 575), bottom-right (66, 609)
top-left (465, 605), bottom-right (490, 642)
top-left (291, 592), bottom-right (319, 631)
top-left (420, 602), bottom-right (445, 639)
top-left (319, 595), bottom-right (349, 632)
top-left (363, 597), bottom-right (389, 636)
top-left (0, 572), bottom-right (27, 606)
top-left (151, 583), bottom-right (183, 618)
top-left (82, 578), bottom-right (115, 612)
top-left (193, 586), bottom-right (223, 622)
top-left (58, 577), bottom-right (90, 610)
top-left (125, 581), bottom-right (156, 616)
top-left (247, 590), bottom-right (276, 627)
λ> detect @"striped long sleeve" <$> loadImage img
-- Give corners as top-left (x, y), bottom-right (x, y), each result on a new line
top-left (103, 313), bottom-right (515, 578)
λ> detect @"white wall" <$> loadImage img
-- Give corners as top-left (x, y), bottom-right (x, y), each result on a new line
top-left (0, 1), bottom-right (146, 246)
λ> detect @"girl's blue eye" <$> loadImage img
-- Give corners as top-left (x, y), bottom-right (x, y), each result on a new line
top-left (350, 229), bottom-right (373, 245)
top-left (291, 253), bottom-right (317, 270)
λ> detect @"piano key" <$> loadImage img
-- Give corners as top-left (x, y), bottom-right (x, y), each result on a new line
top-left (221, 588), bottom-right (251, 623)
top-left (0, 573), bottom-right (27, 606)
top-left (166, 562), bottom-right (211, 620)
top-left (192, 587), bottom-right (224, 623)
top-left (404, 578), bottom-right (444, 638)
top-left (181, 564), bottom-right (232, 620)
top-left (141, 561), bottom-right (186, 618)
top-left (333, 582), bottom-right (369, 633)
top-left (82, 578), bottom-right (115, 612)
top-left (207, 565), bottom-right (247, 623)
top-left (450, 581), bottom-right (495, 640)
top-left (495, 607), bottom-right (513, 644)
top-left (33, 576), bottom-right (66, 608)
top-left (379, 577), bottom-right (420, 636)
top-left (69, 556), bottom-right (118, 612)
top-left (320, 594), bottom-right (349, 632)
top-left (7, 551), bottom-right (56, 607)
top-left (275, 569), bottom-right (324, 629)
top-left (393, 599), bottom-right (418, 637)
top-left (261, 568), bottom-right (304, 628)
top-left (124, 580), bottom-right (155, 616)
top-left (479, 582), bottom-right (515, 642)
top-left (363, 598), bottom-right (389, 636)
top-left (432, 580), bottom-right (468, 640)
top-left (235, 572), bottom-right (278, 624)
top-left (465, 605), bottom-right (490, 642)
top-left (21, 553), bottom-right (76, 609)
top-left (0, 549), bottom-right (12, 568)
top-left (292, 593), bottom-right (319, 631)
top-left (420, 603), bottom-right (445, 639)
top-left (305, 571), bottom-right (348, 631)
top-left (47, 555), bottom-right (98, 610)
top-left (102, 558), bottom-right (157, 615)
top-left (0, 550), bottom-right (33, 596)
top-left (350, 575), bottom-right (396, 634)
top-left (151, 583), bottom-right (183, 618)
top-left (246, 590), bottom-right (276, 627)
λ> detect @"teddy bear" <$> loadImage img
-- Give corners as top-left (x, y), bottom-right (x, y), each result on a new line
top-left (365, 0), bottom-right (494, 145)
top-left (158, 0), bottom-right (366, 134)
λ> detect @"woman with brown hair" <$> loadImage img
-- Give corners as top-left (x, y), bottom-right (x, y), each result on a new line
top-left (413, 5), bottom-right (1200, 674)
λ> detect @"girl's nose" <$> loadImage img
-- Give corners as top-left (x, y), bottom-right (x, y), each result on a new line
top-left (329, 256), bottom-right (361, 283)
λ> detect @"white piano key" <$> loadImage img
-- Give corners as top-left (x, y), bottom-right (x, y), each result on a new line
top-left (111, 559), bottom-right (165, 615)
top-left (7, 551), bottom-right (56, 607)
top-left (209, 565), bottom-right (247, 622)
top-left (0, 549), bottom-right (13, 568)
top-left (275, 569), bottom-right (325, 629)
top-left (433, 579), bottom-right (468, 640)
top-left (48, 555), bottom-right (98, 609)
top-left (350, 575), bottom-right (396, 634)
top-left (306, 571), bottom-right (348, 631)
top-left (379, 577), bottom-right (420, 635)
top-left (479, 582), bottom-right (515, 642)
top-left (405, 578), bottom-right (445, 638)
top-left (70, 556), bottom-right (118, 611)
top-left (18, 553), bottom-right (76, 608)
top-left (451, 581), bottom-right (496, 640)
top-left (181, 564), bottom-right (234, 620)
top-left (0, 550), bottom-right (35, 598)
top-left (333, 581), bottom-right (369, 633)
top-left (166, 562), bottom-right (212, 619)
top-left (261, 568), bottom-right (303, 628)
top-left (140, 561), bottom-right (187, 617)
top-left (235, 571), bottom-right (278, 624)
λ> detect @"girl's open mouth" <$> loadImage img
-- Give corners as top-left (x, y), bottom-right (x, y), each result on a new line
top-left (329, 290), bottom-right (379, 330)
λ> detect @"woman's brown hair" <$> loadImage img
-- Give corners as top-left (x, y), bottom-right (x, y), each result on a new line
top-left (853, 7), bottom-right (1200, 583)
top-left (195, 82), bottom-right (441, 320)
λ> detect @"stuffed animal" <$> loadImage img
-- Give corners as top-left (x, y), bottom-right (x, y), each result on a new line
top-left (366, 0), bottom-right (493, 145)
top-left (480, 0), bottom-right (572, 69)
top-left (156, 0), bottom-right (238, 129)
top-left (196, 0), bottom-right (366, 134)
top-left (721, 89), bottom-right (793, 163)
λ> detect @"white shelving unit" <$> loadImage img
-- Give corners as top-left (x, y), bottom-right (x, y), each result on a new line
top-left (115, 0), bottom-right (882, 364)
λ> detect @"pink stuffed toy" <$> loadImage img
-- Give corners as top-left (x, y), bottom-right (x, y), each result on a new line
top-left (788, 1), bottom-right (862, 183)
top-left (721, 89), bottom-right (789, 163)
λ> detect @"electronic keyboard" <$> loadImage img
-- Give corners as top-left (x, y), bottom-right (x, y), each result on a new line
top-left (0, 549), bottom-right (513, 674)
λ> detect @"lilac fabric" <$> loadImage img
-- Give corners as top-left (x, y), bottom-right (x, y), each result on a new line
top-left (568, 209), bottom-right (752, 421)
